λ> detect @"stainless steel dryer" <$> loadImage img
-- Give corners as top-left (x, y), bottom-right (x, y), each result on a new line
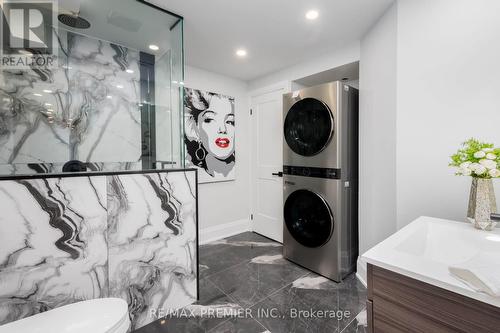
top-left (283, 81), bottom-right (342, 169)
top-left (282, 82), bottom-right (358, 282)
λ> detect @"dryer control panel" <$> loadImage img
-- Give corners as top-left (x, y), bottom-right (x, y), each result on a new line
top-left (283, 165), bottom-right (341, 179)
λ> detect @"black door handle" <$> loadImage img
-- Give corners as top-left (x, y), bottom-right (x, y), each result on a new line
top-left (272, 172), bottom-right (283, 177)
top-left (491, 213), bottom-right (500, 221)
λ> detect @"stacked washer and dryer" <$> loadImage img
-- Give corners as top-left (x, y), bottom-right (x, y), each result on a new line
top-left (282, 81), bottom-right (359, 282)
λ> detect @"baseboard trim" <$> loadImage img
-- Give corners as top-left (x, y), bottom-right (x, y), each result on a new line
top-left (199, 219), bottom-right (251, 245)
top-left (356, 257), bottom-right (368, 287)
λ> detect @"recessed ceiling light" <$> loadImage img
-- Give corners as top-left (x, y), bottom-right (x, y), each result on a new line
top-left (106, 95), bottom-right (112, 99)
top-left (149, 44), bottom-right (159, 51)
top-left (126, 69), bottom-right (134, 74)
top-left (43, 89), bottom-right (53, 93)
top-left (116, 85), bottom-right (124, 89)
top-left (179, 81), bottom-right (184, 85)
top-left (44, 103), bottom-right (52, 106)
top-left (305, 10), bottom-right (319, 20)
top-left (18, 50), bottom-right (32, 56)
top-left (33, 93), bottom-right (42, 97)
top-left (235, 49), bottom-right (247, 57)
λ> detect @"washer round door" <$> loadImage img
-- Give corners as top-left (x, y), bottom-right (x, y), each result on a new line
top-left (284, 189), bottom-right (333, 248)
top-left (284, 98), bottom-right (334, 156)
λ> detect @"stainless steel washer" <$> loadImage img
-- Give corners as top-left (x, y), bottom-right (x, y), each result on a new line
top-left (282, 82), bottom-right (358, 282)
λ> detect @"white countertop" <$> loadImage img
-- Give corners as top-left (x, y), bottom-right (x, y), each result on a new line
top-left (362, 216), bottom-right (500, 308)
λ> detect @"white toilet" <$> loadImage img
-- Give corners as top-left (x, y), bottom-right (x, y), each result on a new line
top-left (0, 298), bottom-right (130, 333)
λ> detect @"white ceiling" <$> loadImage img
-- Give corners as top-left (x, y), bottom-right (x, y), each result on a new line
top-left (148, 0), bottom-right (393, 81)
top-left (295, 61), bottom-right (360, 87)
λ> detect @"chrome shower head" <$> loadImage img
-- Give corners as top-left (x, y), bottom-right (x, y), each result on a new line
top-left (58, 14), bottom-right (91, 29)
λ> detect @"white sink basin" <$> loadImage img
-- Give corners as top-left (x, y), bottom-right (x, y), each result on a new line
top-left (362, 216), bottom-right (500, 308)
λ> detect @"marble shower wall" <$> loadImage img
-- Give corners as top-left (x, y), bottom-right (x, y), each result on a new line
top-left (0, 30), bottom-right (70, 166)
top-left (67, 33), bottom-right (142, 163)
top-left (0, 170), bottom-right (197, 330)
top-left (0, 29), bottom-right (143, 173)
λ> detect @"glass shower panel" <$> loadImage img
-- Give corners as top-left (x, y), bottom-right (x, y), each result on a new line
top-left (0, 0), bottom-right (184, 175)
top-left (171, 18), bottom-right (185, 168)
top-left (155, 49), bottom-right (175, 168)
top-left (66, 31), bottom-right (143, 170)
top-left (0, 28), bottom-right (71, 174)
top-left (155, 18), bottom-right (184, 169)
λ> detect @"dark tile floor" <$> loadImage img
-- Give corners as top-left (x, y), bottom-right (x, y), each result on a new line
top-left (134, 232), bottom-right (368, 333)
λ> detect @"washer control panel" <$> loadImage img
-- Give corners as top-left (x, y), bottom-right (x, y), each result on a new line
top-left (283, 165), bottom-right (341, 179)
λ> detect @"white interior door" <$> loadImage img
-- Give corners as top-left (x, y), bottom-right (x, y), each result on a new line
top-left (250, 87), bottom-right (287, 242)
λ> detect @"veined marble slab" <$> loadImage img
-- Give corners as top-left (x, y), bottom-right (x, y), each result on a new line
top-left (67, 33), bottom-right (142, 163)
top-left (0, 163), bottom-right (63, 175)
top-left (0, 29), bottom-right (142, 168)
top-left (0, 176), bottom-right (108, 325)
top-left (0, 29), bottom-right (70, 165)
top-left (0, 161), bottom-right (142, 176)
top-left (107, 171), bottom-right (198, 330)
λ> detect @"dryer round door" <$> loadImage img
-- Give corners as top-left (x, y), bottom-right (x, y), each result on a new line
top-left (284, 189), bottom-right (333, 248)
top-left (284, 98), bottom-right (334, 156)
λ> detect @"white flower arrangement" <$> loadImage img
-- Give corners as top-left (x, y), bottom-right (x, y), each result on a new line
top-left (450, 139), bottom-right (500, 179)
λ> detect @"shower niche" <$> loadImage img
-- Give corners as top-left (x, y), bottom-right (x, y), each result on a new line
top-left (0, 0), bottom-right (185, 175)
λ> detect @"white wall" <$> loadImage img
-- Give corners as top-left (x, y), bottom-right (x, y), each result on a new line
top-left (184, 66), bottom-right (251, 241)
top-left (188, 0), bottom-right (500, 251)
top-left (358, 0), bottom-right (500, 259)
top-left (396, 0), bottom-right (500, 228)
top-left (248, 37), bottom-right (393, 258)
top-left (188, 43), bottom-right (360, 244)
top-left (359, 3), bottom-right (398, 255)
top-left (248, 42), bottom-right (360, 91)
top-left (356, 0), bottom-right (500, 284)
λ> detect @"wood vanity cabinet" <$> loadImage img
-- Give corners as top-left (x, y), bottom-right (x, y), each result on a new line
top-left (366, 264), bottom-right (500, 333)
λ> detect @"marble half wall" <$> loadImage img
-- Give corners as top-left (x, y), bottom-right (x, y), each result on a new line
top-left (0, 169), bottom-right (198, 330)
